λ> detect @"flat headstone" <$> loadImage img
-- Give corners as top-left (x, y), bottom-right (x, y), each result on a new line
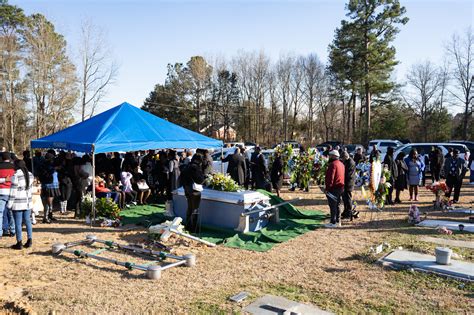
top-left (243, 295), bottom-right (333, 315)
top-left (379, 250), bottom-right (474, 281)
top-left (420, 236), bottom-right (474, 249)
top-left (417, 220), bottom-right (474, 233)
top-left (448, 208), bottom-right (474, 214)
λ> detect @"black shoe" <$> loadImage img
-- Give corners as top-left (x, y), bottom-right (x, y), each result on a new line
top-left (42, 218), bottom-right (51, 224)
top-left (11, 241), bottom-right (22, 250)
top-left (49, 217), bottom-right (58, 222)
top-left (24, 238), bottom-right (32, 248)
top-left (289, 187), bottom-right (296, 191)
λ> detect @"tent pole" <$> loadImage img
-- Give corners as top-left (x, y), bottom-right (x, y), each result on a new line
top-left (91, 145), bottom-right (96, 227)
top-left (220, 147), bottom-right (224, 173)
top-left (30, 142), bottom-right (34, 178)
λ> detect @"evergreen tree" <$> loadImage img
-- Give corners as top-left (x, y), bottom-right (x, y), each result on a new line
top-left (331, 0), bottom-right (408, 143)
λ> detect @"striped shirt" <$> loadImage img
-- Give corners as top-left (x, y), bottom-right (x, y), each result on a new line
top-left (7, 170), bottom-right (34, 211)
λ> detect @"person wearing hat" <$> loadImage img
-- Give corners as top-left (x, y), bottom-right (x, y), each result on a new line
top-left (341, 151), bottom-right (356, 220)
top-left (0, 152), bottom-right (15, 237)
top-left (324, 150), bottom-right (345, 227)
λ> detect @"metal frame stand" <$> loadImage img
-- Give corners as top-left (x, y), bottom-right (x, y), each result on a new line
top-left (52, 235), bottom-right (196, 280)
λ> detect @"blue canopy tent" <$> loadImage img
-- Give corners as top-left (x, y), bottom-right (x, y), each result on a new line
top-left (31, 102), bottom-right (222, 153)
top-left (31, 102), bottom-right (223, 224)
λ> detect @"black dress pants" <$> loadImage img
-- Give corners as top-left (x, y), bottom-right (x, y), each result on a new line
top-left (327, 188), bottom-right (343, 224)
top-left (185, 191), bottom-right (201, 232)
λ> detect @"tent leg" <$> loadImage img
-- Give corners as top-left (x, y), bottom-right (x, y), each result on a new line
top-left (220, 147), bottom-right (224, 174)
top-left (91, 147), bottom-right (96, 227)
top-left (30, 142), bottom-right (34, 178)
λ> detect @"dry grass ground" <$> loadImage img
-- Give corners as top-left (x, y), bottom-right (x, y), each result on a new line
top-left (0, 181), bottom-right (473, 314)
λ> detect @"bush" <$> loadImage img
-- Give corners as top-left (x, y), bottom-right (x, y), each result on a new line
top-left (95, 197), bottom-right (121, 219)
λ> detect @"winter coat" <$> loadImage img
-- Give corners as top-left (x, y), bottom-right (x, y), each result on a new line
top-left (343, 157), bottom-right (356, 192)
top-left (325, 159), bottom-right (345, 191)
top-left (223, 153), bottom-right (247, 185)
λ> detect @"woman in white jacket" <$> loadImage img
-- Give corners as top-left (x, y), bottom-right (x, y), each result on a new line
top-left (7, 160), bottom-right (34, 250)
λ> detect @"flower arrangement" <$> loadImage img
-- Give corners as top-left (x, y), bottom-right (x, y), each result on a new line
top-left (79, 194), bottom-right (93, 218)
top-left (95, 197), bottom-right (121, 219)
top-left (290, 149), bottom-right (317, 189)
top-left (205, 173), bottom-right (241, 192)
top-left (270, 144), bottom-right (294, 174)
top-left (426, 182), bottom-right (449, 210)
top-left (426, 182), bottom-right (448, 195)
top-left (355, 162), bottom-right (371, 187)
top-left (313, 155), bottom-right (328, 186)
top-left (371, 165), bottom-right (391, 209)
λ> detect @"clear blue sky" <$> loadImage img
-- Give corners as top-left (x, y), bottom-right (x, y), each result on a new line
top-left (11, 0), bottom-right (474, 115)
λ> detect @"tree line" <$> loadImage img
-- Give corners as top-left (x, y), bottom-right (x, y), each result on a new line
top-left (1, 0), bottom-right (473, 152)
top-left (0, 0), bottom-right (117, 152)
top-left (143, 1), bottom-right (473, 146)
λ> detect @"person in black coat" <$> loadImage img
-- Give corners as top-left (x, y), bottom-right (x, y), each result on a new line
top-left (394, 152), bottom-right (408, 203)
top-left (222, 147), bottom-right (247, 185)
top-left (353, 147), bottom-right (364, 165)
top-left (180, 154), bottom-right (205, 233)
top-left (252, 146), bottom-right (268, 190)
top-left (270, 152), bottom-right (283, 197)
top-left (383, 147), bottom-right (398, 205)
top-left (444, 149), bottom-right (467, 203)
top-left (341, 151), bottom-right (356, 219)
top-left (241, 147), bottom-right (251, 190)
top-left (429, 147), bottom-right (444, 182)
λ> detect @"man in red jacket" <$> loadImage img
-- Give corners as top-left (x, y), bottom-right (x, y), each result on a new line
top-left (325, 150), bottom-right (345, 227)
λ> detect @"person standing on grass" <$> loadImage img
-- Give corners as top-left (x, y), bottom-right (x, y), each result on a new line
top-left (353, 147), bottom-right (364, 165)
top-left (394, 152), bottom-right (408, 203)
top-left (270, 151), bottom-right (284, 197)
top-left (0, 152), bottom-right (15, 237)
top-left (7, 160), bottom-right (34, 250)
top-left (341, 151), bottom-right (356, 219)
top-left (324, 150), bottom-right (345, 228)
top-left (429, 147), bottom-right (444, 182)
top-left (180, 153), bottom-right (205, 233)
top-left (383, 147), bottom-right (398, 205)
top-left (444, 149), bottom-right (467, 204)
top-left (404, 149), bottom-right (425, 201)
top-left (222, 147), bottom-right (246, 186)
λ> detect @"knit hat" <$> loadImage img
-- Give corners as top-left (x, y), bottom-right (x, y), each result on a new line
top-left (329, 150), bottom-right (340, 158)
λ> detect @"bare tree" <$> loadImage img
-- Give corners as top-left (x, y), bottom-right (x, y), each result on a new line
top-left (404, 61), bottom-right (443, 140)
top-left (276, 55), bottom-right (294, 141)
top-left (290, 56), bottom-right (305, 139)
top-left (302, 54), bottom-right (325, 145)
top-left (446, 27), bottom-right (474, 139)
top-left (78, 19), bottom-right (118, 121)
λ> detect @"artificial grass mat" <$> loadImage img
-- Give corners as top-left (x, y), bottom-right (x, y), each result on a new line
top-left (119, 190), bottom-right (328, 252)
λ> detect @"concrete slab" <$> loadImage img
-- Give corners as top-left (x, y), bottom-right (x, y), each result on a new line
top-left (420, 236), bottom-right (474, 249)
top-left (417, 220), bottom-right (474, 233)
top-left (243, 295), bottom-right (333, 315)
top-left (448, 208), bottom-right (474, 214)
top-left (379, 250), bottom-right (474, 281)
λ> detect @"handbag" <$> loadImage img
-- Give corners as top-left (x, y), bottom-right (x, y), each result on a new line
top-left (192, 182), bottom-right (203, 192)
top-left (137, 180), bottom-right (149, 191)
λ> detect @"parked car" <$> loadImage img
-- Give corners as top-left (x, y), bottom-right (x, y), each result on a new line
top-left (211, 147), bottom-right (255, 174)
top-left (394, 143), bottom-right (470, 174)
top-left (367, 139), bottom-right (403, 155)
top-left (343, 144), bottom-right (364, 156)
top-left (318, 140), bottom-right (342, 149)
top-left (449, 140), bottom-right (474, 153)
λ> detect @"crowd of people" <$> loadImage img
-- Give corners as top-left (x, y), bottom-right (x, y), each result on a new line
top-left (323, 144), bottom-right (471, 228)
top-left (0, 142), bottom-right (471, 246)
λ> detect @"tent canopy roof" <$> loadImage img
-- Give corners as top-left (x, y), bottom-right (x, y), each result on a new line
top-left (31, 102), bottom-right (222, 153)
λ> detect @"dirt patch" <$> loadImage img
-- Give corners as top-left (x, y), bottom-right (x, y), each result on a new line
top-left (0, 181), bottom-right (473, 314)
